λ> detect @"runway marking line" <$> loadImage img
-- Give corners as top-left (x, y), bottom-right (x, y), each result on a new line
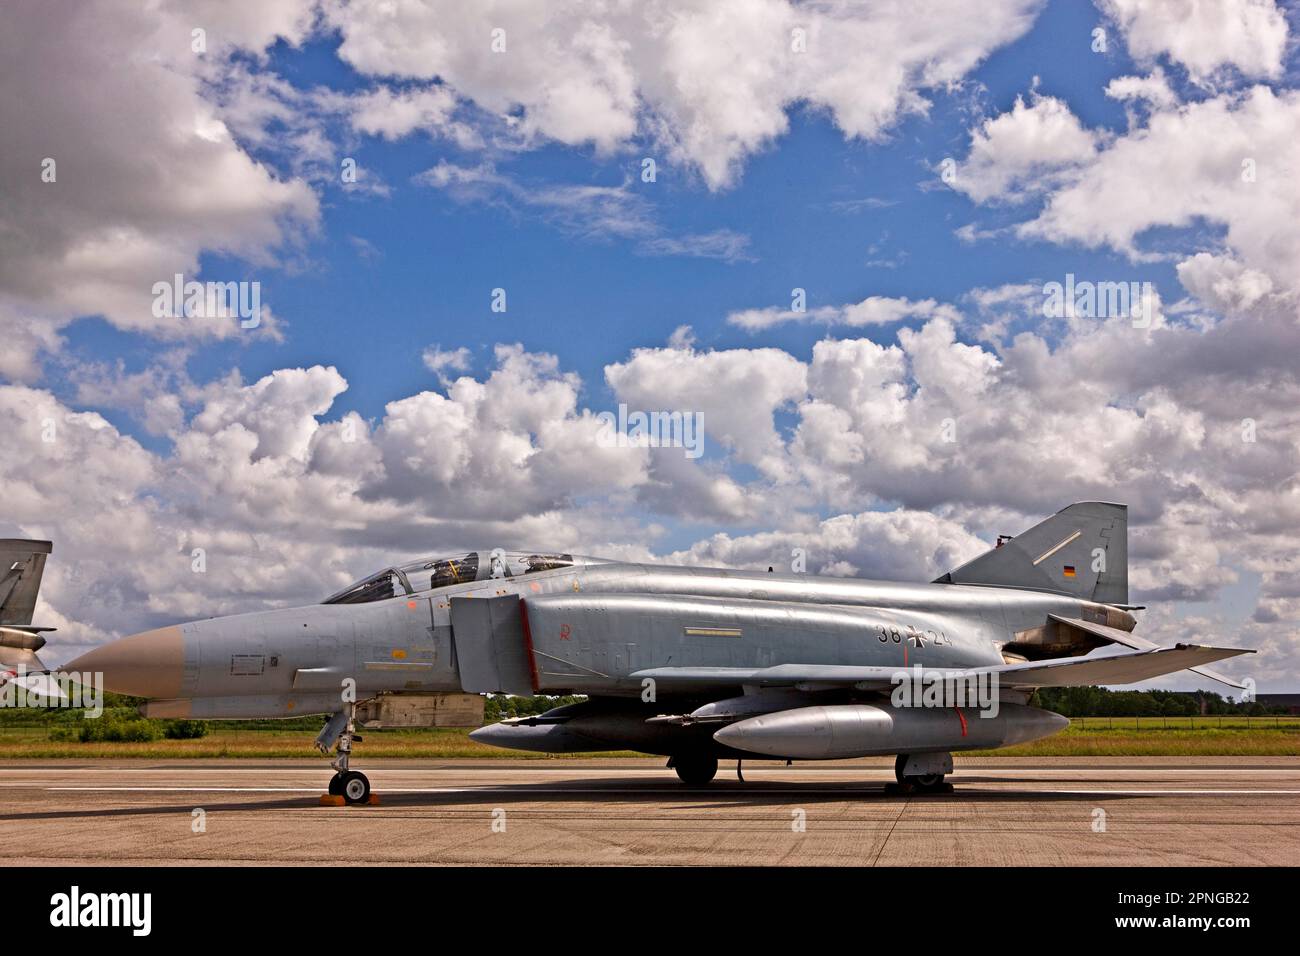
top-left (40, 786), bottom-right (1300, 796)
top-left (4, 767), bottom-right (1299, 775)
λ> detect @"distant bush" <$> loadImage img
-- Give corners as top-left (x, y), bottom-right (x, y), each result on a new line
top-left (96, 707), bottom-right (143, 723)
top-left (164, 719), bottom-right (208, 739)
top-left (79, 717), bottom-right (162, 743)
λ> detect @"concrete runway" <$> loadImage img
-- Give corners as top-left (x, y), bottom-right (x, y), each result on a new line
top-left (1, 756), bottom-right (1297, 866)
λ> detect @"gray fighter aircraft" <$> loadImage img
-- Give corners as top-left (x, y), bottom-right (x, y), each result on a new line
top-left (60, 502), bottom-right (1251, 803)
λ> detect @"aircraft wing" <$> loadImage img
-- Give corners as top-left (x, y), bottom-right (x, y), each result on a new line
top-left (632, 644), bottom-right (1253, 692)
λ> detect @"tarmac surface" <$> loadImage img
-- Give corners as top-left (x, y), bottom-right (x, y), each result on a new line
top-left (1, 756), bottom-right (1297, 866)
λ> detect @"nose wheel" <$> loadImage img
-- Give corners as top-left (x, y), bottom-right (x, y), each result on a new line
top-left (317, 704), bottom-right (372, 804)
top-left (330, 770), bottom-right (371, 804)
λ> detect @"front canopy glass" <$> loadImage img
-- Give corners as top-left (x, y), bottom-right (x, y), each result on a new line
top-left (322, 551), bottom-right (577, 604)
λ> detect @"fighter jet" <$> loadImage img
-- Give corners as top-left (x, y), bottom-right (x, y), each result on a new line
top-left (63, 502), bottom-right (1251, 803)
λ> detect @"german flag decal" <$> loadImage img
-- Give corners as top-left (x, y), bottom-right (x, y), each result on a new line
top-left (1063, 565), bottom-right (1076, 577)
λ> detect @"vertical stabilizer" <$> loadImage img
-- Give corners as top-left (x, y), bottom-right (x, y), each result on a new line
top-left (933, 503), bottom-right (1128, 605)
top-left (0, 539), bottom-right (52, 626)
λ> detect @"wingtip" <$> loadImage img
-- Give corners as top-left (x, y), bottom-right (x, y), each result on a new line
top-left (1188, 660), bottom-right (1252, 690)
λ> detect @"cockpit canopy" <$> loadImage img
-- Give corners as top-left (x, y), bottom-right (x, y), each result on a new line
top-left (323, 551), bottom-right (588, 605)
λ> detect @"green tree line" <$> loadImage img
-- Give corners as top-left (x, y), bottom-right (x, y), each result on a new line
top-left (1030, 686), bottom-right (1287, 717)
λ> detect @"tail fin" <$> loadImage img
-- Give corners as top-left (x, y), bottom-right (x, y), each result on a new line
top-left (934, 502), bottom-right (1128, 605)
top-left (0, 539), bottom-right (55, 679)
top-left (0, 538), bottom-right (53, 626)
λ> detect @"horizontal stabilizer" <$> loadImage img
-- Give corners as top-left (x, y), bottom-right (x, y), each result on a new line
top-left (1048, 613), bottom-right (1152, 650)
top-left (974, 644), bottom-right (1252, 688)
top-left (1048, 615), bottom-right (1250, 689)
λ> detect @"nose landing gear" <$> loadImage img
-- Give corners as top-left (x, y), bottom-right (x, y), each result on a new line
top-left (316, 704), bottom-right (372, 805)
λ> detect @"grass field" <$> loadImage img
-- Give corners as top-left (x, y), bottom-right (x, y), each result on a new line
top-left (970, 727), bottom-right (1300, 757)
top-left (0, 718), bottom-right (1296, 759)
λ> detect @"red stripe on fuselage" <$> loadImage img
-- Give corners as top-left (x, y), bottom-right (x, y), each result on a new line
top-left (518, 598), bottom-right (540, 693)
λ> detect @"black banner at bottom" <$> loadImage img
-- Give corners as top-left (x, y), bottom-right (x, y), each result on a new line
top-left (13, 866), bottom-right (1282, 942)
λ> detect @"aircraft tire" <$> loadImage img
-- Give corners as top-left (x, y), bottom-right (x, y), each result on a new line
top-left (895, 755), bottom-right (946, 792)
top-left (328, 772), bottom-right (344, 796)
top-left (673, 754), bottom-right (718, 785)
top-left (908, 772), bottom-right (946, 792)
top-left (341, 770), bottom-right (371, 804)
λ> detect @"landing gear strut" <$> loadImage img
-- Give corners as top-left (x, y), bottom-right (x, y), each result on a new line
top-left (893, 752), bottom-right (953, 794)
top-left (669, 753), bottom-right (718, 785)
top-left (317, 704), bottom-right (371, 804)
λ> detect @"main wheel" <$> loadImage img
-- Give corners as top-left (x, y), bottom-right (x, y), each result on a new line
top-left (328, 772), bottom-right (344, 796)
top-left (908, 772), bottom-right (945, 792)
top-left (673, 754), bottom-right (718, 785)
top-left (341, 770), bottom-right (371, 804)
top-left (895, 755), bottom-right (945, 792)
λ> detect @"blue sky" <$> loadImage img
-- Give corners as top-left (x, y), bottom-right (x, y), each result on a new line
top-left (56, 0), bottom-right (1163, 443)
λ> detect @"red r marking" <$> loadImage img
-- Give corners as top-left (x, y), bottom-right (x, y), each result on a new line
top-left (954, 707), bottom-right (968, 737)
top-left (559, 623), bottom-right (571, 641)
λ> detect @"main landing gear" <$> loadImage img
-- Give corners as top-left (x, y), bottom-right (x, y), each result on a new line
top-left (892, 752), bottom-right (954, 794)
top-left (668, 753), bottom-right (718, 785)
top-left (317, 704), bottom-right (371, 805)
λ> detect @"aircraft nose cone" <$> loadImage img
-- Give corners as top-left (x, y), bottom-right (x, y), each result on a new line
top-left (64, 625), bottom-right (184, 698)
